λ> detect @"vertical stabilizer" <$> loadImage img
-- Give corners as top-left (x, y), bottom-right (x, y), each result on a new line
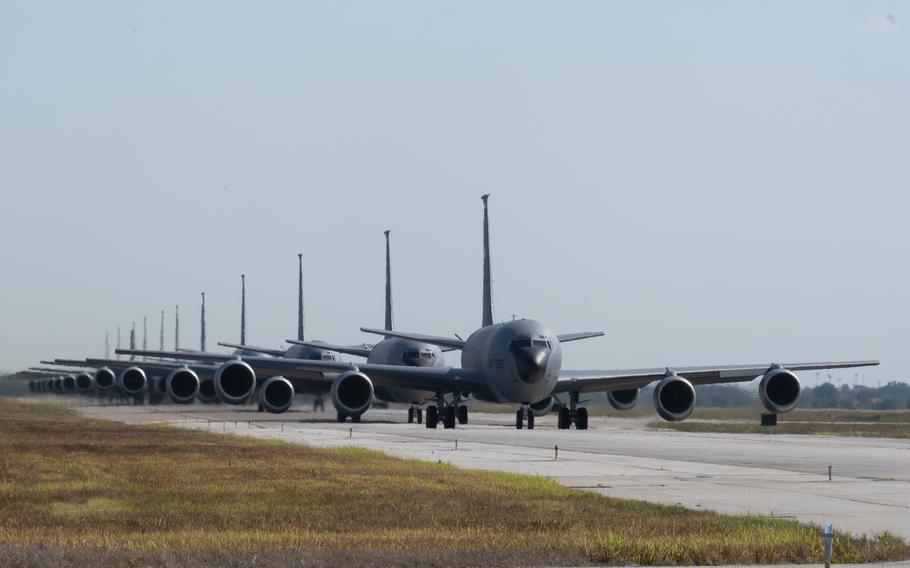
top-left (130, 322), bottom-right (136, 360)
top-left (297, 255), bottom-right (305, 341)
top-left (481, 194), bottom-right (494, 327)
top-left (159, 310), bottom-right (165, 351)
top-left (384, 230), bottom-right (393, 335)
top-left (175, 305), bottom-right (180, 351)
top-left (200, 292), bottom-right (206, 351)
top-left (240, 274), bottom-right (247, 346)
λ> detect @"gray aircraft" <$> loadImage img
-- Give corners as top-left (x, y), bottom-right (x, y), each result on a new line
top-left (118, 195), bottom-right (879, 429)
top-left (285, 230), bottom-right (443, 424)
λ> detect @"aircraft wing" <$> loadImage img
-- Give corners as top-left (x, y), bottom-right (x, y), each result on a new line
top-left (359, 328), bottom-right (466, 350)
top-left (117, 349), bottom-right (234, 363)
top-left (553, 360), bottom-right (880, 394)
top-left (557, 331), bottom-right (605, 343)
top-left (285, 339), bottom-right (373, 358)
top-left (217, 342), bottom-right (286, 357)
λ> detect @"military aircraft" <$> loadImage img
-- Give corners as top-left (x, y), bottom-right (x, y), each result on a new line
top-left (118, 195), bottom-right (879, 429)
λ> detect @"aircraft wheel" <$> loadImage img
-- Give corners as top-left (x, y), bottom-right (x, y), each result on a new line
top-left (575, 407), bottom-right (589, 430)
top-left (515, 409), bottom-right (523, 430)
top-left (336, 413), bottom-right (346, 423)
top-left (417, 408), bottom-right (423, 424)
top-left (426, 406), bottom-right (439, 429)
top-left (557, 408), bottom-right (571, 430)
top-left (527, 412), bottom-right (535, 430)
top-left (443, 406), bottom-right (456, 429)
top-left (351, 414), bottom-right (362, 423)
top-left (457, 405), bottom-right (468, 425)
top-left (407, 408), bottom-right (415, 424)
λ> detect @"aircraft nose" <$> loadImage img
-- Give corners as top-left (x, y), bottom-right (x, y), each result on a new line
top-left (513, 346), bottom-right (550, 384)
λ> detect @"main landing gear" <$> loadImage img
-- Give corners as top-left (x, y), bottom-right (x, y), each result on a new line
top-left (557, 392), bottom-right (588, 430)
top-left (407, 406), bottom-right (424, 424)
top-left (425, 395), bottom-right (469, 429)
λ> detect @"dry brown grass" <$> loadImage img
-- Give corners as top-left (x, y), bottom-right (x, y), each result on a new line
top-left (0, 398), bottom-right (906, 566)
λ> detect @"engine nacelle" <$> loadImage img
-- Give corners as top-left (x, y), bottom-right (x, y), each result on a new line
top-left (530, 396), bottom-right (555, 416)
top-left (653, 375), bottom-right (696, 422)
top-left (214, 360), bottom-right (257, 404)
top-left (75, 372), bottom-right (94, 393)
top-left (119, 367), bottom-right (147, 396)
top-left (260, 377), bottom-right (295, 414)
top-left (197, 376), bottom-right (218, 403)
top-left (331, 371), bottom-right (374, 417)
top-left (62, 375), bottom-right (77, 392)
top-left (94, 368), bottom-right (116, 391)
top-left (607, 388), bottom-right (639, 411)
top-left (166, 367), bottom-right (200, 404)
top-left (759, 367), bottom-right (801, 414)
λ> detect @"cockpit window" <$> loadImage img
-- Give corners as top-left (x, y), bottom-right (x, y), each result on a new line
top-left (321, 353), bottom-right (336, 361)
top-left (420, 352), bottom-right (435, 360)
top-left (532, 339), bottom-right (550, 348)
top-left (510, 338), bottom-right (532, 350)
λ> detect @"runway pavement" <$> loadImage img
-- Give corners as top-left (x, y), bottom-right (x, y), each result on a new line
top-left (68, 399), bottom-right (910, 540)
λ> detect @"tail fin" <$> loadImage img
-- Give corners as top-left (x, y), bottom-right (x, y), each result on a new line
top-left (130, 322), bottom-right (136, 361)
top-left (200, 292), bottom-right (207, 351)
top-left (240, 274), bottom-right (247, 346)
top-left (481, 194), bottom-right (494, 327)
top-left (384, 230), bottom-right (393, 335)
top-left (297, 255), bottom-right (305, 341)
top-left (159, 310), bottom-right (165, 351)
top-left (175, 305), bottom-right (180, 350)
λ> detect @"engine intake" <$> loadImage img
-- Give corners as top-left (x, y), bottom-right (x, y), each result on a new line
top-left (607, 388), bottom-right (639, 411)
top-left (119, 367), bottom-right (147, 396)
top-left (260, 377), bottom-right (295, 414)
top-left (759, 367), bottom-right (801, 414)
top-left (166, 368), bottom-right (200, 404)
top-left (75, 372), bottom-right (94, 393)
top-left (530, 396), bottom-right (555, 416)
top-left (331, 371), bottom-right (373, 417)
top-left (653, 375), bottom-right (695, 422)
top-left (214, 360), bottom-right (257, 404)
top-left (94, 368), bottom-right (116, 391)
top-left (62, 375), bottom-right (77, 392)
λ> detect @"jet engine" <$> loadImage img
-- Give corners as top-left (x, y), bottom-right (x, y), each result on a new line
top-left (652, 375), bottom-right (696, 422)
top-left (259, 377), bottom-right (295, 414)
top-left (530, 396), bottom-right (556, 416)
top-left (759, 367), bottom-right (801, 414)
top-left (119, 367), bottom-right (147, 396)
top-left (607, 388), bottom-right (639, 411)
top-left (197, 376), bottom-right (218, 403)
top-left (75, 372), bottom-right (94, 393)
top-left (52, 377), bottom-right (62, 392)
top-left (214, 360), bottom-right (257, 404)
top-left (62, 375), bottom-right (77, 392)
top-left (94, 368), bottom-right (116, 391)
top-left (166, 367), bottom-right (200, 404)
top-left (331, 371), bottom-right (374, 417)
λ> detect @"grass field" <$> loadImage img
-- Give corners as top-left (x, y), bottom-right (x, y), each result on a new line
top-left (651, 409), bottom-right (910, 438)
top-left (0, 399), bottom-right (906, 567)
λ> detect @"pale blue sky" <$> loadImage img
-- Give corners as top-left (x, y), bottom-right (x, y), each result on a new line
top-left (1, 2), bottom-right (906, 385)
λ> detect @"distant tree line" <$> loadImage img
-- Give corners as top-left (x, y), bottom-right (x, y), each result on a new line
top-left (686, 381), bottom-right (910, 410)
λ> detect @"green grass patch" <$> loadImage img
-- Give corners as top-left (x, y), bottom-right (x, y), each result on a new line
top-left (0, 398), bottom-right (906, 565)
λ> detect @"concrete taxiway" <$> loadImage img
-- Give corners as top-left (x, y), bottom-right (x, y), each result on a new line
top-left (69, 401), bottom-right (910, 540)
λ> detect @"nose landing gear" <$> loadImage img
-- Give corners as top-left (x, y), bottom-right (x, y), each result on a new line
top-left (515, 405), bottom-right (535, 429)
top-left (557, 392), bottom-right (588, 430)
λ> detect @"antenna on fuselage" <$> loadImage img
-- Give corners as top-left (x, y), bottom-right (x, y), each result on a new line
top-left (175, 305), bottom-right (180, 351)
top-left (200, 292), bottom-right (206, 351)
top-left (481, 194), bottom-right (495, 328)
top-left (384, 230), bottom-right (393, 336)
top-left (297, 255), bottom-right (305, 341)
top-left (240, 274), bottom-right (247, 346)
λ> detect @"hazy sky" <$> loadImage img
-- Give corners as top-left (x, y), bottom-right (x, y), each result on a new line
top-left (1, 2), bottom-right (906, 386)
